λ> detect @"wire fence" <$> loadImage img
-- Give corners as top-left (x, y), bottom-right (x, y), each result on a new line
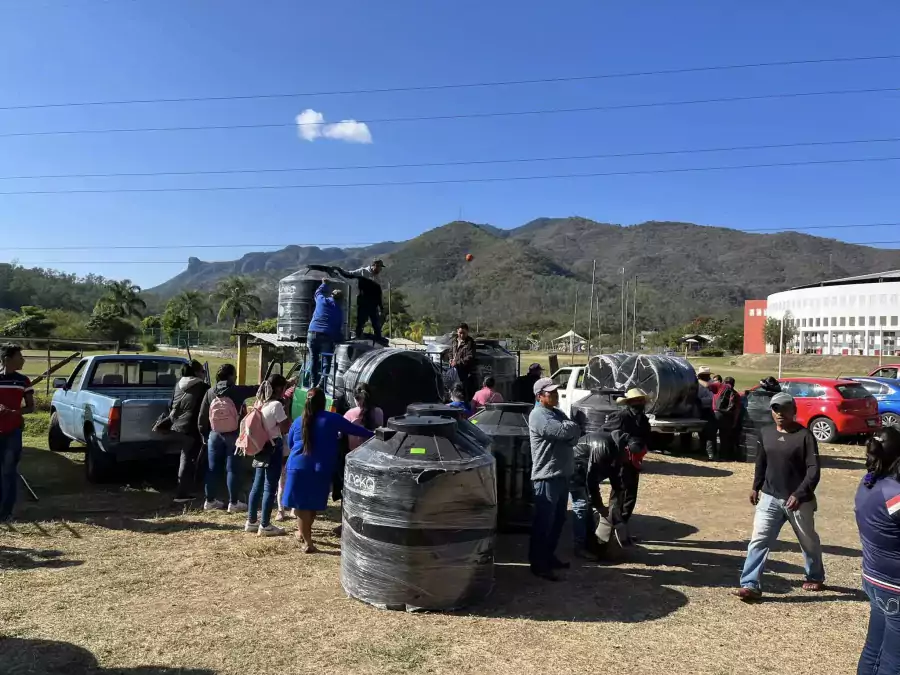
top-left (143, 328), bottom-right (234, 349)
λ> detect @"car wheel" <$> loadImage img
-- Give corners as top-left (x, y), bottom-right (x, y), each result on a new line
top-left (48, 412), bottom-right (71, 452)
top-left (809, 417), bottom-right (837, 444)
top-left (882, 412), bottom-right (900, 428)
top-left (85, 432), bottom-right (116, 483)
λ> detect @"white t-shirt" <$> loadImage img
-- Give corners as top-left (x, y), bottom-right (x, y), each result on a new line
top-left (260, 400), bottom-right (288, 440)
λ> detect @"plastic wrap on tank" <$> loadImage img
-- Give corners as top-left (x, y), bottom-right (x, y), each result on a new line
top-left (468, 402), bottom-right (533, 532)
top-left (473, 339), bottom-right (518, 402)
top-left (276, 266), bottom-right (350, 342)
top-left (405, 402), bottom-right (492, 449)
top-left (571, 389), bottom-right (622, 434)
top-left (587, 353), bottom-right (698, 417)
top-left (738, 388), bottom-right (779, 462)
top-left (341, 415), bottom-right (497, 612)
top-left (340, 348), bottom-right (444, 418)
top-left (325, 339), bottom-right (382, 400)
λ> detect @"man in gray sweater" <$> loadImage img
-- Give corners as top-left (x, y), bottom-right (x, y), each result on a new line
top-left (529, 377), bottom-right (582, 580)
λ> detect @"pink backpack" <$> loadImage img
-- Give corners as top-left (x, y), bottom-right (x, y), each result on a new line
top-left (235, 401), bottom-right (271, 456)
top-left (209, 395), bottom-right (239, 433)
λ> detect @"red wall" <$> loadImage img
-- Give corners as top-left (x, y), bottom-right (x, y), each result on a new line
top-left (743, 299), bottom-right (768, 354)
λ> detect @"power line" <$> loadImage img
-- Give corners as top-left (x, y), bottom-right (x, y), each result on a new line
top-left (1, 155), bottom-right (898, 195)
top-left (12, 239), bottom-right (900, 264)
top-left (3, 222), bottom-right (900, 252)
top-left (1, 54), bottom-right (897, 111)
top-left (3, 136), bottom-right (900, 181)
top-left (2, 86), bottom-right (899, 139)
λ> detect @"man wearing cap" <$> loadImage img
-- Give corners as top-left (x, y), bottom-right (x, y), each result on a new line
top-left (734, 392), bottom-right (824, 601)
top-left (334, 259), bottom-right (386, 341)
top-left (513, 362), bottom-right (544, 403)
top-left (305, 277), bottom-right (344, 388)
top-left (529, 377), bottom-right (582, 580)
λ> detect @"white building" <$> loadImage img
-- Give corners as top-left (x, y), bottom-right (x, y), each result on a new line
top-left (767, 270), bottom-right (900, 356)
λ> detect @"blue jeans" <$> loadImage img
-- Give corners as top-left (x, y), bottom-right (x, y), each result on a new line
top-left (0, 429), bottom-right (23, 519)
top-left (205, 431), bottom-right (240, 505)
top-left (247, 439), bottom-right (283, 528)
top-left (858, 578), bottom-right (900, 675)
top-left (306, 331), bottom-right (335, 388)
top-left (529, 476), bottom-right (569, 572)
top-left (570, 487), bottom-right (592, 550)
top-left (739, 492), bottom-right (825, 591)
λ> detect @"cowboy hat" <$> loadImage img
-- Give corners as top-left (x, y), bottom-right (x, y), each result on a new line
top-left (615, 387), bottom-right (648, 405)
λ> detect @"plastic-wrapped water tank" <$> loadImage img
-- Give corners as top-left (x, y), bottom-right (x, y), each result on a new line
top-left (468, 402), bottom-right (533, 532)
top-left (738, 389), bottom-right (779, 463)
top-left (474, 340), bottom-right (518, 402)
top-left (341, 415), bottom-right (497, 612)
top-left (276, 267), bottom-right (350, 342)
top-left (340, 348), bottom-right (444, 418)
top-left (571, 389), bottom-right (623, 434)
top-left (587, 353), bottom-right (698, 417)
top-left (405, 402), bottom-right (492, 450)
top-left (326, 339), bottom-right (382, 400)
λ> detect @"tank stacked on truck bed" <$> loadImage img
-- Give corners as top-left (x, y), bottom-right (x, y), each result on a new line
top-left (587, 353), bottom-right (699, 417)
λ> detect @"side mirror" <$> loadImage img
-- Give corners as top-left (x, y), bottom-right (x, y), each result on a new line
top-left (53, 378), bottom-right (67, 389)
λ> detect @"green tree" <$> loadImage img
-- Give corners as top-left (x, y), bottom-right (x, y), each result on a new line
top-left (213, 276), bottom-right (261, 331)
top-left (405, 320), bottom-right (426, 343)
top-left (86, 307), bottom-right (138, 344)
top-left (1, 305), bottom-right (55, 337)
top-left (384, 288), bottom-right (412, 338)
top-left (244, 317), bottom-right (277, 333)
top-left (764, 313), bottom-right (797, 353)
top-left (168, 290), bottom-right (211, 328)
top-left (96, 279), bottom-right (147, 320)
top-left (161, 305), bottom-right (191, 343)
top-left (142, 315), bottom-right (163, 331)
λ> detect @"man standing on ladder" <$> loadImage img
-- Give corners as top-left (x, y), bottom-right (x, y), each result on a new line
top-left (332, 259), bottom-right (386, 343)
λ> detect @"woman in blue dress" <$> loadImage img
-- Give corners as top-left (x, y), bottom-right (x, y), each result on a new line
top-left (283, 388), bottom-right (373, 552)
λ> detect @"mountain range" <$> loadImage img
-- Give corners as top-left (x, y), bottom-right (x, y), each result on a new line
top-left (148, 218), bottom-right (900, 334)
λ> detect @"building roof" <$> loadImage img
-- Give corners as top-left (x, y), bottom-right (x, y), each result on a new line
top-left (791, 270), bottom-right (900, 291)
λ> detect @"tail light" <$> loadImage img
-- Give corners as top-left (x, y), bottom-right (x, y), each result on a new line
top-left (108, 406), bottom-right (121, 442)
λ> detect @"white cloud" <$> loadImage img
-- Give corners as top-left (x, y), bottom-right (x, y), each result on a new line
top-left (295, 108), bottom-right (372, 144)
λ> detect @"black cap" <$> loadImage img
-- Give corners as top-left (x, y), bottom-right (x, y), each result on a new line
top-left (373, 259), bottom-right (386, 268)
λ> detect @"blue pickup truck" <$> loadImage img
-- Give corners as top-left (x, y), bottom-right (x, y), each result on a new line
top-left (49, 354), bottom-right (190, 482)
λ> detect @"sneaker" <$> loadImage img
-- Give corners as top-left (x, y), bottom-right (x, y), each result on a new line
top-left (203, 499), bottom-right (226, 511)
top-left (227, 501), bottom-right (248, 514)
top-left (258, 524), bottom-right (286, 537)
top-left (244, 521), bottom-right (258, 533)
top-left (733, 587), bottom-right (762, 602)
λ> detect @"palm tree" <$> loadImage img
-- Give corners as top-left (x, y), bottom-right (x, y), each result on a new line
top-left (169, 290), bottom-right (212, 328)
top-left (97, 279), bottom-right (146, 319)
top-left (213, 276), bottom-right (262, 331)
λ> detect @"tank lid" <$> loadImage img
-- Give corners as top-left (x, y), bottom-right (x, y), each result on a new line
top-left (406, 403), bottom-right (464, 420)
top-left (484, 402), bottom-right (533, 413)
top-left (388, 414), bottom-right (456, 438)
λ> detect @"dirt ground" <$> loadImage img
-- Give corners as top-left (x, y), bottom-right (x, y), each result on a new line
top-left (1, 439), bottom-right (871, 675)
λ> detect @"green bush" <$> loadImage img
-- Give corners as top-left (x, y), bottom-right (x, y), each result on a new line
top-left (697, 347), bottom-right (725, 357)
top-left (33, 393), bottom-right (54, 413)
top-left (24, 411), bottom-right (51, 437)
top-left (140, 335), bottom-right (159, 352)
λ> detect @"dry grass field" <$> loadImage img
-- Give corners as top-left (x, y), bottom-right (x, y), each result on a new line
top-left (1, 435), bottom-right (872, 675)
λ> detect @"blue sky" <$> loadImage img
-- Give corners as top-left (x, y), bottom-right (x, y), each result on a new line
top-left (2, 1), bottom-right (899, 288)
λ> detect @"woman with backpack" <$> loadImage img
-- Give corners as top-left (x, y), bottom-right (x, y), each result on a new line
top-left (283, 387), bottom-right (373, 552)
top-left (197, 364), bottom-right (257, 512)
top-left (242, 374), bottom-right (291, 536)
top-left (171, 360), bottom-right (209, 503)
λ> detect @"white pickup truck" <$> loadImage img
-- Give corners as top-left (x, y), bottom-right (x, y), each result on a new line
top-left (549, 365), bottom-right (707, 439)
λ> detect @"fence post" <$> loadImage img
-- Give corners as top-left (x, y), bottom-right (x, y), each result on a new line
top-left (45, 344), bottom-right (51, 395)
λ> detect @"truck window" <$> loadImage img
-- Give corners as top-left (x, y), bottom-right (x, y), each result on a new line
top-left (89, 360), bottom-right (182, 387)
top-left (875, 368), bottom-right (898, 379)
top-left (575, 370), bottom-right (586, 389)
top-left (67, 359), bottom-right (88, 388)
top-left (551, 369), bottom-right (571, 387)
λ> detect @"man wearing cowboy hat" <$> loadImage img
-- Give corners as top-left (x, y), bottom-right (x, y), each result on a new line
top-left (604, 388), bottom-right (651, 532)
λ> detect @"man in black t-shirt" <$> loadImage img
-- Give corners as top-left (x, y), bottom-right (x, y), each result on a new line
top-left (734, 392), bottom-right (824, 601)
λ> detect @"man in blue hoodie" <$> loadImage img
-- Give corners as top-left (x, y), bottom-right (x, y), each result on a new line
top-left (306, 278), bottom-right (344, 388)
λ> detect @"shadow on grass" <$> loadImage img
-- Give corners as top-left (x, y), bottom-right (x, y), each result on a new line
top-left (819, 455), bottom-right (867, 471)
top-left (642, 460), bottom-right (734, 478)
top-left (0, 637), bottom-right (216, 674)
top-left (0, 546), bottom-right (83, 571)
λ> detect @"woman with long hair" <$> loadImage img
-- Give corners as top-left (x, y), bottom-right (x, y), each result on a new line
top-left (343, 383), bottom-right (384, 450)
top-left (283, 388), bottom-right (373, 552)
top-left (855, 426), bottom-right (900, 674)
top-left (244, 374), bottom-right (290, 536)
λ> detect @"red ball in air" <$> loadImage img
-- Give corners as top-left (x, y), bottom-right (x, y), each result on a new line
top-left (465, 254), bottom-right (474, 262)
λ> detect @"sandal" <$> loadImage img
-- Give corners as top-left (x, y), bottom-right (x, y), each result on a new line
top-left (275, 511), bottom-right (286, 522)
top-left (802, 581), bottom-right (824, 592)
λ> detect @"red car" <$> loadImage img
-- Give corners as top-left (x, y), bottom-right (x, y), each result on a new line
top-left (869, 364), bottom-right (900, 379)
top-left (778, 377), bottom-right (881, 443)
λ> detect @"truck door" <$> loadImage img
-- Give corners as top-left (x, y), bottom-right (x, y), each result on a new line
top-left (550, 368), bottom-right (573, 416)
top-left (55, 359), bottom-right (88, 436)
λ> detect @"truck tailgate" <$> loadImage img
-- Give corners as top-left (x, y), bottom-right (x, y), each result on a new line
top-left (120, 398), bottom-right (174, 444)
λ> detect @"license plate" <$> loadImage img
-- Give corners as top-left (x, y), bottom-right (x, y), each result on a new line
top-left (867, 419), bottom-right (877, 427)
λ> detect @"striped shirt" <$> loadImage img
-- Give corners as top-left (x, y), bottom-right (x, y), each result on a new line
top-left (0, 371), bottom-right (33, 434)
top-left (855, 476), bottom-right (900, 592)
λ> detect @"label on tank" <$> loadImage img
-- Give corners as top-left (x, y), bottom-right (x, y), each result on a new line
top-left (409, 447), bottom-right (427, 455)
top-left (345, 472), bottom-right (376, 496)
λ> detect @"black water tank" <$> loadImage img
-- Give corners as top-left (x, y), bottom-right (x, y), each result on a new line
top-left (474, 340), bottom-right (518, 402)
top-left (326, 339), bottom-right (382, 400)
top-left (738, 389), bottom-right (778, 462)
top-left (571, 389), bottom-right (622, 434)
top-left (587, 353), bottom-right (698, 417)
top-left (468, 402), bottom-right (533, 532)
top-left (276, 267), bottom-right (350, 342)
top-left (405, 402), bottom-right (492, 449)
top-left (341, 415), bottom-right (497, 611)
top-left (340, 348), bottom-right (444, 418)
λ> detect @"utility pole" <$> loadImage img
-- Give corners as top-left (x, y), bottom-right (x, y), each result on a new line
top-left (620, 268), bottom-right (626, 352)
top-left (571, 287), bottom-right (578, 365)
top-left (632, 274), bottom-right (638, 352)
top-left (778, 313), bottom-right (785, 378)
top-left (586, 260), bottom-right (596, 362)
top-left (388, 282), bottom-right (392, 339)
